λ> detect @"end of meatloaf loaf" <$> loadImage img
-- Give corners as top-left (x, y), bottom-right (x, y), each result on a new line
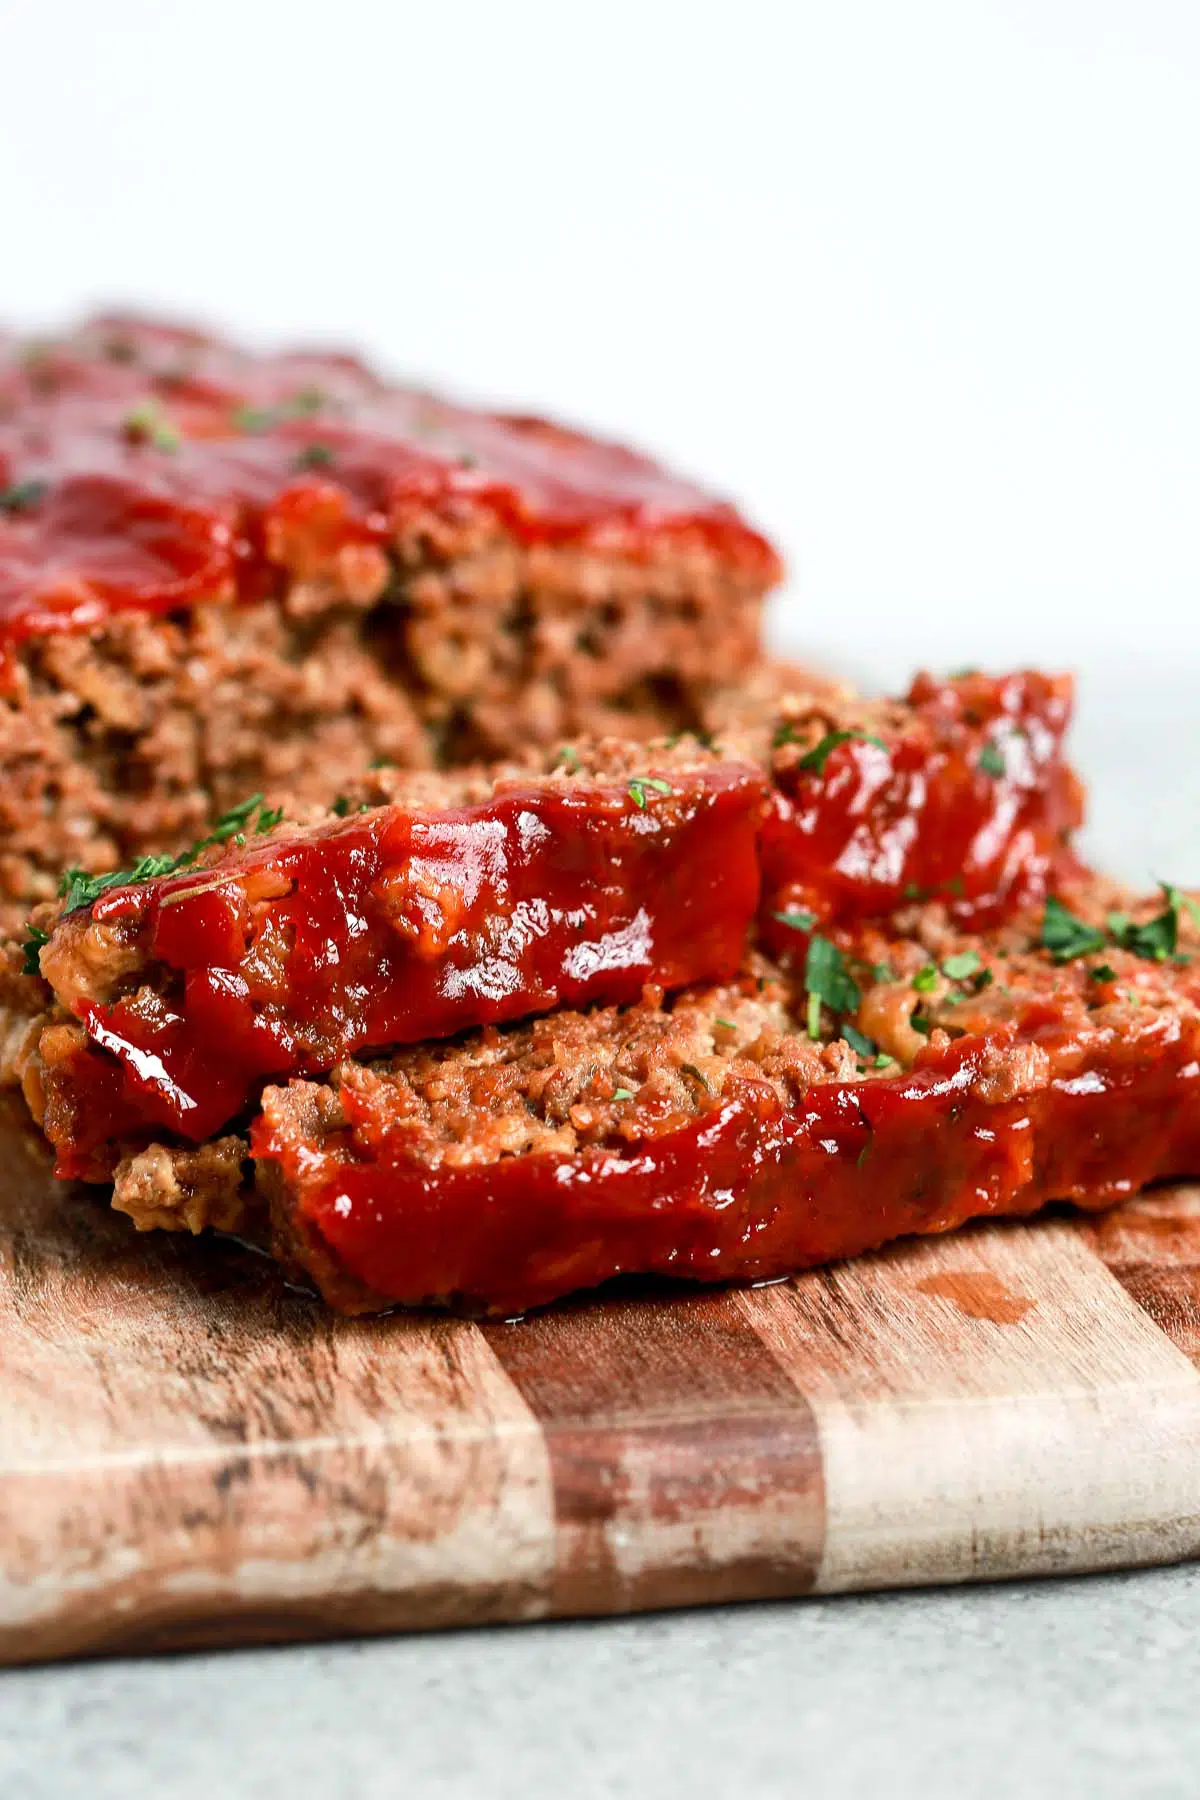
top-left (0, 315), bottom-right (782, 926)
top-left (22, 736), bottom-right (769, 1177)
top-left (109, 873), bottom-right (1200, 1315)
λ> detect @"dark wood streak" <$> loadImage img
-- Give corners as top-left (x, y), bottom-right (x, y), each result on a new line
top-left (482, 1286), bottom-right (825, 1617)
top-left (1085, 1186), bottom-right (1200, 1367)
top-left (0, 1097), bottom-right (553, 1665)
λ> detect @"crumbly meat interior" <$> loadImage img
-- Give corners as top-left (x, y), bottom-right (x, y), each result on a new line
top-left (0, 531), bottom-right (773, 935)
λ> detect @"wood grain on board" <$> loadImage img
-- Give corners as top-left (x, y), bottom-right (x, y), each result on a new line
top-left (4, 1092), bottom-right (1200, 1665)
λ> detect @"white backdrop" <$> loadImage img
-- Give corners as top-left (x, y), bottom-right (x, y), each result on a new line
top-left (1, 0), bottom-right (1198, 861)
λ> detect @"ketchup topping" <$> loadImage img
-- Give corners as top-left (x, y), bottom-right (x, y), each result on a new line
top-left (760, 671), bottom-right (1084, 944)
top-left (42, 763), bottom-right (766, 1168)
top-left (256, 1011), bottom-right (1200, 1317)
top-left (0, 316), bottom-right (780, 649)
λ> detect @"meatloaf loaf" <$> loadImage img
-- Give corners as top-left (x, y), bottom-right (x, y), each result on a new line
top-left (0, 314), bottom-right (780, 930)
top-left (106, 872), bottom-right (1200, 1314)
top-left (16, 668), bottom-right (1081, 1179)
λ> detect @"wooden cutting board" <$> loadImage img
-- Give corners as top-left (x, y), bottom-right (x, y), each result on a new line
top-left (5, 1089), bottom-right (1200, 1666)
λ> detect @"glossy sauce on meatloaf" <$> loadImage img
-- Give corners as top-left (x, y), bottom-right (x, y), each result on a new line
top-left (0, 315), bottom-right (778, 654)
top-left (26, 744), bottom-right (767, 1171)
top-left (246, 882), bottom-right (1200, 1315)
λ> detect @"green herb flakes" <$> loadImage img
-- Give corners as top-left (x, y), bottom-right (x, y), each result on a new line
top-left (57, 794), bottom-right (284, 914)
top-left (772, 907), bottom-right (817, 934)
top-left (627, 777), bottom-right (673, 810)
top-left (803, 933), bottom-right (861, 1040)
top-left (942, 950), bottom-right (982, 982)
top-left (797, 729), bottom-right (887, 776)
top-left (21, 924), bottom-right (49, 977)
top-left (912, 963), bottom-right (938, 993)
top-left (841, 1023), bottom-right (877, 1060)
top-left (292, 443), bottom-right (334, 471)
top-left (0, 479), bottom-right (48, 514)
top-left (1041, 896), bottom-right (1107, 963)
top-left (978, 741), bottom-right (1006, 777)
top-left (121, 402), bottom-right (180, 451)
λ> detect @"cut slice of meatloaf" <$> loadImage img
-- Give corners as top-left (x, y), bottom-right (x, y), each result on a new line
top-left (16, 666), bottom-right (1083, 1177)
top-left (109, 872), bottom-right (1200, 1315)
top-left (25, 739), bottom-right (768, 1177)
top-left (0, 314), bottom-right (781, 929)
top-left (759, 666), bottom-right (1084, 940)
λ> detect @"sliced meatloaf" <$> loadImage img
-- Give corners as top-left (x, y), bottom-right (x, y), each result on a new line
top-left (26, 739), bottom-right (768, 1177)
top-left (70, 872), bottom-right (1200, 1316)
top-left (0, 314), bottom-right (780, 930)
top-left (15, 667), bottom-right (1082, 1178)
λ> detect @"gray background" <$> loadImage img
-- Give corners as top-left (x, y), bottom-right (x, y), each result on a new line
top-left (5, 1562), bottom-right (1200, 1800)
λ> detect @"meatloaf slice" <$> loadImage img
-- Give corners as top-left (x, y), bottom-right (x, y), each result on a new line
top-left (109, 872), bottom-right (1200, 1315)
top-left (0, 315), bottom-right (781, 930)
top-left (25, 739), bottom-right (767, 1177)
top-left (759, 667), bottom-right (1084, 941)
top-left (17, 665), bottom-right (1082, 1179)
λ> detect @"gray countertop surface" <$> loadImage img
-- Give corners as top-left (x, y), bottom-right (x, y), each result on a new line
top-left (4, 655), bottom-right (1198, 1800)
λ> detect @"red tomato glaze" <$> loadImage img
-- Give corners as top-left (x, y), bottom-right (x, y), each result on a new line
top-left (0, 316), bottom-right (780, 651)
top-left (760, 671), bottom-right (1084, 944)
top-left (255, 1011), bottom-right (1200, 1316)
top-left (45, 764), bottom-right (766, 1171)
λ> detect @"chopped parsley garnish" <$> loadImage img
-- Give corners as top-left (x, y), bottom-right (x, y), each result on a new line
top-left (942, 949), bottom-right (982, 982)
top-left (772, 907), bottom-right (817, 933)
top-left (796, 729), bottom-right (887, 775)
top-left (912, 963), bottom-right (939, 993)
top-left (627, 777), bottom-right (673, 810)
top-left (910, 1011), bottom-right (935, 1036)
top-left (803, 933), bottom-right (861, 1041)
top-left (121, 402), bottom-right (180, 451)
top-left (59, 853), bottom-right (183, 915)
top-left (874, 1052), bottom-right (897, 1070)
top-left (556, 745), bottom-right (581, 772)
top-left (714, 1019), bottom-right (736, 1031)
top-left (21, 924), bottom-right (49, 977)
top-left (1090, 964), bottom-right (1117, 983)
top-left (1108, 883), bottom-right (1200, 963)
top-left (0, 479), bottom-right (49, 514)
top-left (1040, 896), bottom-right (1107, 963)
top-left (369, 756), bottom-right (394, 770)
top-left (256, 805), bottom-right (284, 833)
top-left (679, 1063), bottom-right (709, 1090)
top-left (978, 741), bottom-right (1006, 777)
top-left (56, 794), bottom-right (283, 913)
top-left (1042, 882), bottom-right (1200, 968)
top-left (292, 443), bottom-right (335, 471)
top-left (772, 720), bottom-right (799, 748)
top-left (235, 388), bottom-right (327, 433)
top-left (1110, 908), bottom-right (1175, 961)
top-left (331, 795), bottom-right (352, 817)
top-left (841, 1023), bottom-right (877, 1059)
top-left (612, 1087), bottom-right (634, 1102)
